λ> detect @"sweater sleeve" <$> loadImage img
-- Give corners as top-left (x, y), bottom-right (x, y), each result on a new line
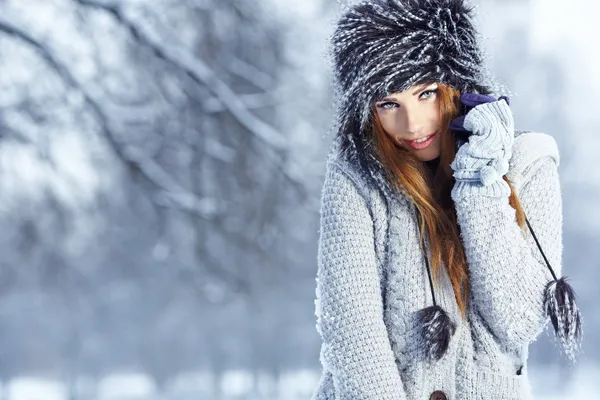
top-left (452, 156), bottom-right (562, 351)
top-left (314, 161), bottom-right (407, 400)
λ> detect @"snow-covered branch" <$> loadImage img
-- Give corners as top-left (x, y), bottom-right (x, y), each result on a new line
top-left (74, 0), bottom-right (289, 152)
top-left (0, 19), bottom-right (220, 221)
top-left (227, 56), bottom-right (277, 91)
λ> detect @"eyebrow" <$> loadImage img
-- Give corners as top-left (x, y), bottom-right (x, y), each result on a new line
top-left (412, 83), bottom-right (436, 95)
top-left (378, 84), bottom-right (438, 103)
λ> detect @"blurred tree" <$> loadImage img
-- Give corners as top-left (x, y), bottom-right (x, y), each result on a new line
top-left (0, 0), bottom-right (325, 394)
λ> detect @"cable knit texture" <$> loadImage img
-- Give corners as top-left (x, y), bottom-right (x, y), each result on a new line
top-left (312, 130), bottom-right (563, 400)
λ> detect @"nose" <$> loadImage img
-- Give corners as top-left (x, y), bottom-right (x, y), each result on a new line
top-left (400, 106), bottom-right (424, 137)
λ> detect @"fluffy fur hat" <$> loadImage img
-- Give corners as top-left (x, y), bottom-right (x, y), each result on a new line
top-left (328, 0), bottom-right (503, 193)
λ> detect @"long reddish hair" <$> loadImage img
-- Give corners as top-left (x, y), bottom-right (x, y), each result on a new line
top-left (371, 83), bottom-right (526, 319)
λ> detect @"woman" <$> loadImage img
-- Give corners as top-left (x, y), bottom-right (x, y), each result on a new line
top-left (312, 0), bottom-right (582, 399)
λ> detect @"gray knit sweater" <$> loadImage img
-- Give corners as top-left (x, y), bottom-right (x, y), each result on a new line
top-left (311, 129), bottom-right (562, 399)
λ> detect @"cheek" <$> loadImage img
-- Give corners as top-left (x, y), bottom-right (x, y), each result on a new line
top-left (377, 114), bottom-right (402, 138)
top-left (431, 102), bottom-right (443, 127)
top-left (425, 101), bottom-right (441, 122)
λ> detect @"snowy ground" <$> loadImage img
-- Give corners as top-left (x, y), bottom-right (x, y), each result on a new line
top-left (1, 365), bottom-right (598, 400)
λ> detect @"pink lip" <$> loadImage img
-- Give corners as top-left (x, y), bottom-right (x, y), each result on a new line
top-left (407, 132), bottom-right (437, 142)
top-left (405, 131), bottom-right (438, 150)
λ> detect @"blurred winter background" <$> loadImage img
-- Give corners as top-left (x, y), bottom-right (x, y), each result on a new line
top-left (0, 0), bottom-right (598, 399)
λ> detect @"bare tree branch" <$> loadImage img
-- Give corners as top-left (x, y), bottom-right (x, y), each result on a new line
top-left (0, 19), bottom-right (220, 221)
top-left (73, 0), bottom-right (309, 198)
top-left (227, 56), bottom-right (277, 91)
top-left (203, 91), bottom-right (282, 114)
top-left (0, 124), bottom-right (33, 145)
top-left (74, 0), bottom-right (289, 151)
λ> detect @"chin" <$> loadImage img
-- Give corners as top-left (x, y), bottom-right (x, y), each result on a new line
top-left (413, 148), bottom-right (441, 162)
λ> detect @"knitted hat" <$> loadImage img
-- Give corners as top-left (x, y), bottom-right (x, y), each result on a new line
top-left (328, 0), bottom-right (582, 363)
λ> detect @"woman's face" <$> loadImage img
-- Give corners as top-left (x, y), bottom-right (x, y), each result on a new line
top-left (374, 82), bottom-right (442, 162)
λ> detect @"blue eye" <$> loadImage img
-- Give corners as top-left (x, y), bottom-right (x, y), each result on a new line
top-left (420, 89), bottom-right (438, 100)
top-left (377, 101), bottom-right (398, 109)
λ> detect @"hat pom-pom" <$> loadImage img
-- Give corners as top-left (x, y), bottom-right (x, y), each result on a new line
top-left (416, 305), bottom-right (456, 362)
top-left (543, 277), bottom-right (583, 363)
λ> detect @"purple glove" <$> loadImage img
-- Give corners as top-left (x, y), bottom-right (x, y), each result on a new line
top-left (450, 93), bottom-right (510, 135)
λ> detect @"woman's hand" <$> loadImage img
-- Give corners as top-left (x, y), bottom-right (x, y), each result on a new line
top-left (450, 95), bottom-right (515, 188)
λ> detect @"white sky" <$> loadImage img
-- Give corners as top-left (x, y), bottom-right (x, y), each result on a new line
top-left (530, 0), bottom-right (600, 89)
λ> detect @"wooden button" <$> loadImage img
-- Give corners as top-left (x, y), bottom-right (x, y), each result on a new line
top-left (430, 390), bottom-right (448, 400)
